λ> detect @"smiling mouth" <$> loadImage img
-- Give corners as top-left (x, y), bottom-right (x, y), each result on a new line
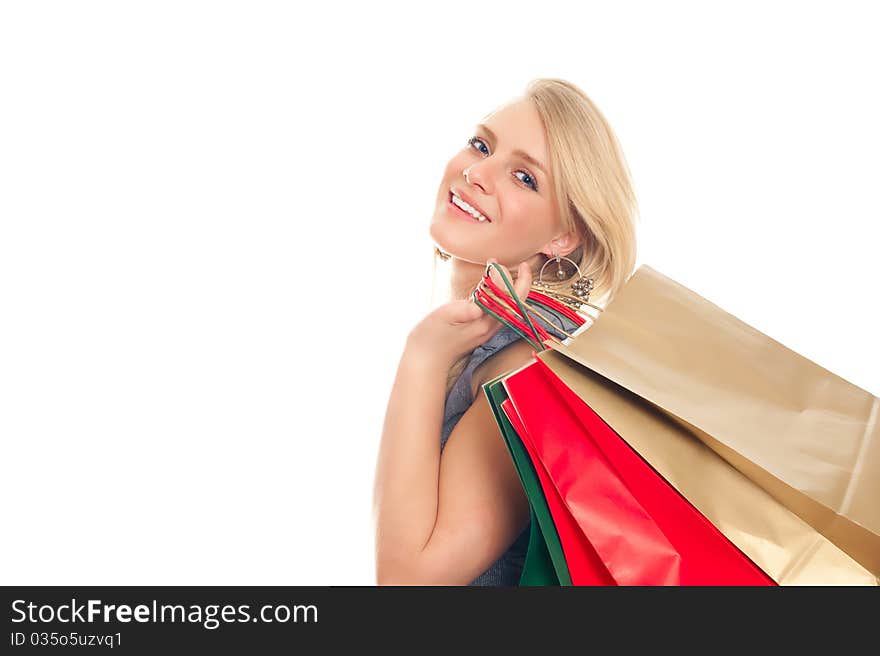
top-left (448, 191), bottom-right (492, 223)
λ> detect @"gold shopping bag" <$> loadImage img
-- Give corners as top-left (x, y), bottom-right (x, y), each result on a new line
top-left (543, 265), bottom-right (879, 585)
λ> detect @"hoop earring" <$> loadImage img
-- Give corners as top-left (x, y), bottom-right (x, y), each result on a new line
top-left (533, 251), bottom-right (595, 303)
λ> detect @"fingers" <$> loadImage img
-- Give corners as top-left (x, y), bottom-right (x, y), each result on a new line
top-left (487, 258), bottom-right (517, 296)
top-left (447, 298), bottom-right (484, 325)
top-left (486, 258), bottom-right (505, 289)
top-left (514, 261), bottom-right (533, 301)
top-left (486, 258), bottom-right (532, 303)
top-left (462, 300), bottom-right (503, 341)
top-left (478, 259), bottom-right (531, 338)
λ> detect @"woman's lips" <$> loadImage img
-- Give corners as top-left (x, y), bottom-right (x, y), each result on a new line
top-left (448, 192), bottom-right (491, 224)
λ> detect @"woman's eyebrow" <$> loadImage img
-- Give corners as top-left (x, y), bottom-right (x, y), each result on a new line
top-left (476, 123), bottom-right (547, 176)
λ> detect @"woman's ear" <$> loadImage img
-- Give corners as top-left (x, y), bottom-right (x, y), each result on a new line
top-left (539, 230), bottom-right (581, 258)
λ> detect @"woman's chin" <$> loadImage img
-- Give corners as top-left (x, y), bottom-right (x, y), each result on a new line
top-left (429, 224), bottom-right (474, 261)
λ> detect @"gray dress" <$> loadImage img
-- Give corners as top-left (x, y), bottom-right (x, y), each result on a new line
top-left (440, 301), bottom-right (580, 586)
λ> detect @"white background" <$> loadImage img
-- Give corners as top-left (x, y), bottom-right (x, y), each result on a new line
top-left (1, 1), bottom-right (877, 584)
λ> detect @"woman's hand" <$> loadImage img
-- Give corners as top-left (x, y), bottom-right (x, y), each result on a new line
top-left (405, 258), bottom-right (533, 371)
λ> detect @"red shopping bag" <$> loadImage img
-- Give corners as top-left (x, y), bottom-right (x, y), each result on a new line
top-left (502, 397), bottom-right (615, 585)
top-left (501, 356), bottom-right (776, 586)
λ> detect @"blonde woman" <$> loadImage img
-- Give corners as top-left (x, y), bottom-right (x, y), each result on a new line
top-left (373, 78), bottom-right (640, 585)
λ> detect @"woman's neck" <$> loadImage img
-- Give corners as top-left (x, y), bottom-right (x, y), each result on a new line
top-left (447, 258), bottom-right (488, 301)
top-left (445, 254), bottom-right (543, 302)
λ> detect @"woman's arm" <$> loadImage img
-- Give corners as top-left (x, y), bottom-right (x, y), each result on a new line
top-left (372, 347), bottom-right (448, 583)
top-left (372, 338), bottom-right (536, 585)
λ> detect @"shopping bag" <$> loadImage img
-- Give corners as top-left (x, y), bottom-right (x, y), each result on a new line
top-left (473, 261), bottom-right (877, 585)
top-left (498, 357), bottom-right (776, 585)
top-left (500, 393), bottom-right (616, 585)
top-left (538, 347), bottom-right (877, 585)
top-left (547, 264), bottom-right (879, 582)
top-left (483, 373), bottom-right (571, 585)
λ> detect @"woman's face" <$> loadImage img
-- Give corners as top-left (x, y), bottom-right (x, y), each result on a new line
top-left (430, 98), bottom-right (573, 269)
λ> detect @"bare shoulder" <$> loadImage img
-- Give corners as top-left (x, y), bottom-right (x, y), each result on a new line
top-left (469, 338), bottom-right (538, 400)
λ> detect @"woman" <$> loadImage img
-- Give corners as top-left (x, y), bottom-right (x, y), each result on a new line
top-left (373, 78), bottom-right (640, 585)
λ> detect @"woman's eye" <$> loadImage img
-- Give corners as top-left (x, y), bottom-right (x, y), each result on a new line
top-left (515, 171), bottom-right (538, 191)
top-left (467, 136), bottom-right (489, 155)
top-left (466, 136), bottom-right (538, 192)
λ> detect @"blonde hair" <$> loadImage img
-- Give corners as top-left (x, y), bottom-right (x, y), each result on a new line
top-left (437, 77), bottom-right (640, 395)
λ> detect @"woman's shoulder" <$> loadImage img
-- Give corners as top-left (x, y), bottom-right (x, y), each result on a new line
top-left (469, 336), bottom-right (537, 400)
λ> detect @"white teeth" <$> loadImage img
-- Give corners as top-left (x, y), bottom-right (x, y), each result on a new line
top-left (451, 193), bottom-right (489, 222)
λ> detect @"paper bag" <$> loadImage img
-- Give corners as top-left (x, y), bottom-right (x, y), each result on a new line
top-left (547, 264), bottom-right (879, 582)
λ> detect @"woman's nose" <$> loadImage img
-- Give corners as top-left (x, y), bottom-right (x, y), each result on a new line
top-left (463, 163), bottom-right (491, 193)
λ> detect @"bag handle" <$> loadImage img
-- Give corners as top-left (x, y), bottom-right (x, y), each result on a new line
top-left (473, 287), bottom-right (545, 351)
top-left (478, 272), bottom-right (555, 342)
top-left (479, 273), bottom-right (587, 342)
top-left (473, 261), bottom-right (586, 351)
top-left (473, 262), bottom-right (544, 350)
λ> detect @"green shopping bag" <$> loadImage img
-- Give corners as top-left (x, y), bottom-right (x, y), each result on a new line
top-left (483, 373), bottom-right (572, 586)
